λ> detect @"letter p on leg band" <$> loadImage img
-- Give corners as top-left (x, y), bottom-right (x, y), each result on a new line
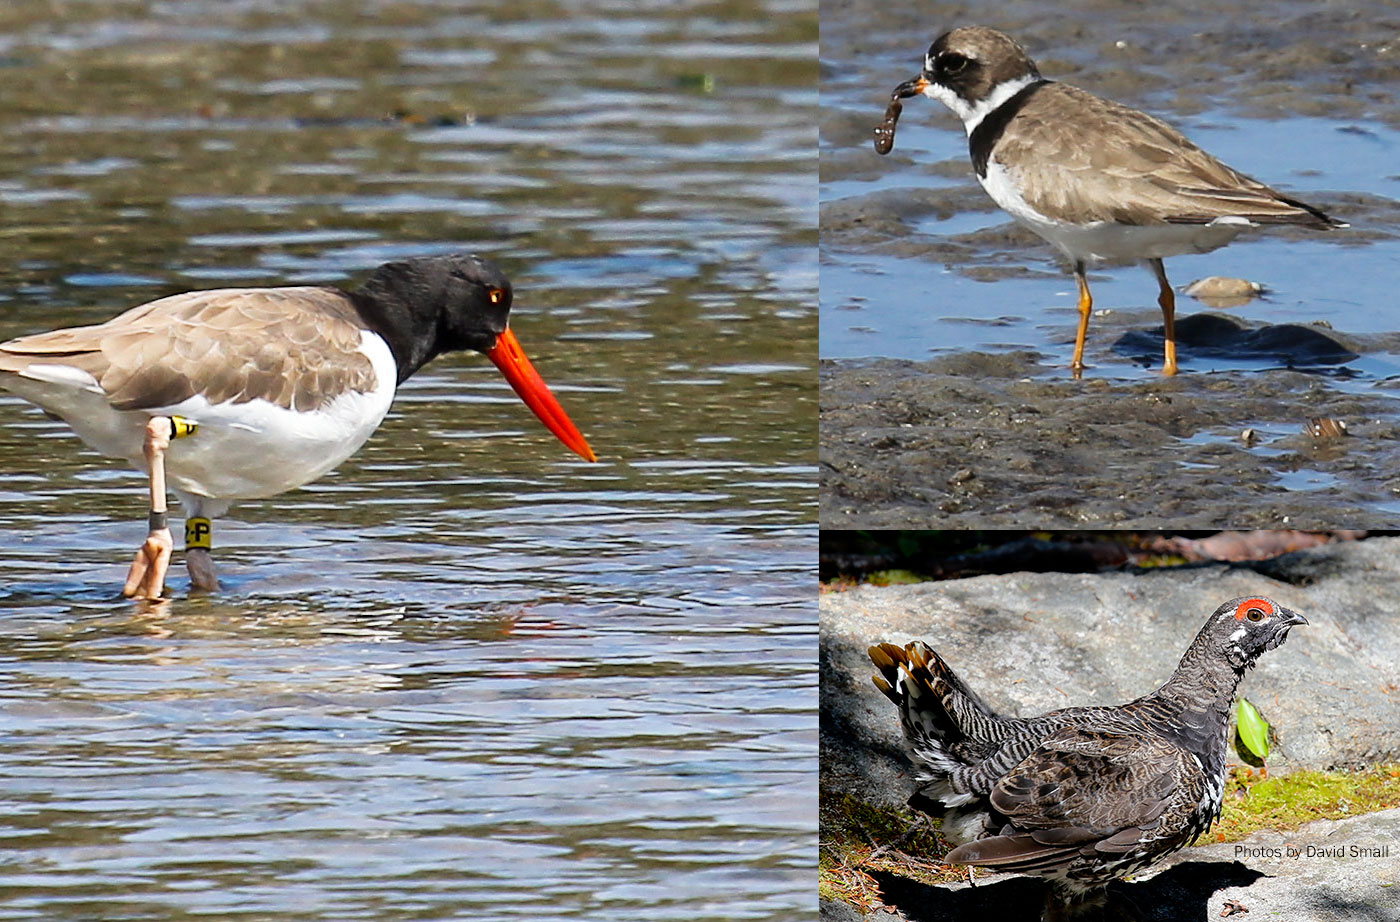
top-left (185, 517), bottom-right (213, 550)
top-left (170, 416), bottom-right (198, 439)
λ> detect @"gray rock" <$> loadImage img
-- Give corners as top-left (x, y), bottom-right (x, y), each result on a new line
top-left (821, 537), bottom-right (1400, 920)
top-left (1147, 806), bottom-right (1400, 921)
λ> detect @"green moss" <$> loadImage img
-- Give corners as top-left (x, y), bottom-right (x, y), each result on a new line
top-left (1134, 553), bottom-right (1191, 568)
top-left (864, 569), bottom-right (926, 586)
top-left (1211, 764), bottom-right (1400, 843)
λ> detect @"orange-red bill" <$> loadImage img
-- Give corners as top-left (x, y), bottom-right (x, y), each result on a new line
top-left (487, 326), bottom-right (597, 462)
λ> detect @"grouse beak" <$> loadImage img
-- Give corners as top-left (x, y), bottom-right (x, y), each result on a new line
top-left (486, 326), bottom-right (597, 463)
top-left (894, 75), bottom-right (930, 99)
top-left (1267, 606), bottom-right (1308, 651)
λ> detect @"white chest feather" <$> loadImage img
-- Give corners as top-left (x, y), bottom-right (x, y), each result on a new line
top-left (160, 331), bottom-right (398, 498)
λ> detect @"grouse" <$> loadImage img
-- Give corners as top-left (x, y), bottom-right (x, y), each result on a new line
top-left (869, 596), bottom-right (1307, 920)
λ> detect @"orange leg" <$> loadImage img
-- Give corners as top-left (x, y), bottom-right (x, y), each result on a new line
top-left (1071, 262), bottom-right (1092, 378)
top-left (1149, 258), bottom-right (1178, 376)
top-left (122, 417), bottom-right (174, 600)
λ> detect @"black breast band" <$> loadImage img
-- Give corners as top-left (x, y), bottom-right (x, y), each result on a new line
top-left (969, 80), bottom-right (1050, 178)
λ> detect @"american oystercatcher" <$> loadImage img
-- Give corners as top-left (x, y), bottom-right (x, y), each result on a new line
top-left (0, 253), bottom-right (596, 598)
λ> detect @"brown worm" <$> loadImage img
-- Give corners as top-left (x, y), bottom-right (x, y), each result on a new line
top-left (873, 96), bottom-right (902, 155)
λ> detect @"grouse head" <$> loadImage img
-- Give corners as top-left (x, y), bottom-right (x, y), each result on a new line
top-left (1204, 596), bottom-right (1308, 671)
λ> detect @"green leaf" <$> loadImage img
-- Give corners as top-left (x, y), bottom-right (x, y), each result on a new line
top-left (1238, 697), bottom-right (1271, 760)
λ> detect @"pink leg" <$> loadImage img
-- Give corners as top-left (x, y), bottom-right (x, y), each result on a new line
top-left (122, 417), bottom-right (174, 599)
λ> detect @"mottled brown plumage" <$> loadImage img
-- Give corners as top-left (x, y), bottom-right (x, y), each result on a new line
top-left (950, 728), bottom-right (1204, 880)
top-left (995, 82), bottom-right (1337, 229)
top-left (0, 287), bottom-right (375, 413)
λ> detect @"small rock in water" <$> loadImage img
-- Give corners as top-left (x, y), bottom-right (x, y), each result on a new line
top-left (1183, 276), bottom-right (1265, 308)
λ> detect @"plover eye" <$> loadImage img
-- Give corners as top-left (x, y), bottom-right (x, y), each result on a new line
top-left (1246, 607), bottom-right (1266, 623)
top-left (940, 53), bottom-right (970, 76)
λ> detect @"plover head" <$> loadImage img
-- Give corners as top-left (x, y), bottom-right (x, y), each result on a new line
top-left (918, 26), bottom-right (1042, 133)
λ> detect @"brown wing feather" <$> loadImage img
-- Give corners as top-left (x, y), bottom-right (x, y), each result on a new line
top-left (944, 726), bottom-right (1202, 873)
top-left (0, 287), bottom-right (376, 412)
top-left (1001, 83), bottom-right (1340, 228)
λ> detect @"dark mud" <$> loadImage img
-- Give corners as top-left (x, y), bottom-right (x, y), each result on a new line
top-left (821, 349), bottom-right (1400, 528)
top-left (821, 1), bottom-right (1400, 131)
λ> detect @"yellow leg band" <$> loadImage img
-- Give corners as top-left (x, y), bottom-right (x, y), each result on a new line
top-left (170, 416), bottom-right (198, 439)
top-left (185, 517), bottom-right (212, 550)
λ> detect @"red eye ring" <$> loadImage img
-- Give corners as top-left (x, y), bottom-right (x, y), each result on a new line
top-left (1235, 597), bottom-right (1273, 622)
top-left (488, 288), bottom-right (505, 305)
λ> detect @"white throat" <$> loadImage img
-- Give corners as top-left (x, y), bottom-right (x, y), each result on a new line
top-left (922, 74), bottom-right (1040, 135)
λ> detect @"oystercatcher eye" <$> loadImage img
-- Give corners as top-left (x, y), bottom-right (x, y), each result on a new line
top-left (488, 288), bottom-right (505, 305)
top-left (1246, 608), bottom-right (1266, 622)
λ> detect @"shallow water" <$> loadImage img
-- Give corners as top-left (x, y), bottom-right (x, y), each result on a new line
top-left (0, 3), bottom-right (816, 919)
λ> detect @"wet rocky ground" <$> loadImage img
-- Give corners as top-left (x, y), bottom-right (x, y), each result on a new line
top-left (821, 353), bottom-right (1400, 527)
top-left (820, 0), bottom-right (1400, 134)
top-left (820, 0), bottom-right (1400, 526)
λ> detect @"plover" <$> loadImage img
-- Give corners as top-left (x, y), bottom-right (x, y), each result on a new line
top-left (879, 26), bottom-right (1344, 376)
top-left (0, 254), bottom-right (596, 598)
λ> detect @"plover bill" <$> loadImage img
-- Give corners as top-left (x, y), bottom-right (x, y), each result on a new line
top-left (877, 26), bottom-right (1345, 376)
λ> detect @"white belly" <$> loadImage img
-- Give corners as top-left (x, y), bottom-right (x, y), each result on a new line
top-left (2, 332), bottom-right (398, 502)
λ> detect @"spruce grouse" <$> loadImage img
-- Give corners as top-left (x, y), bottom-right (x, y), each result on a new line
top-left (869, 596), bottom-right (1307, 919)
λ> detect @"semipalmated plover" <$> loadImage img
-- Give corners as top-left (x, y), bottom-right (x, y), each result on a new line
top-left (879, 26), bottom-right (1344, 376)
top-left (0, 254), bottom-right (596, 598)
